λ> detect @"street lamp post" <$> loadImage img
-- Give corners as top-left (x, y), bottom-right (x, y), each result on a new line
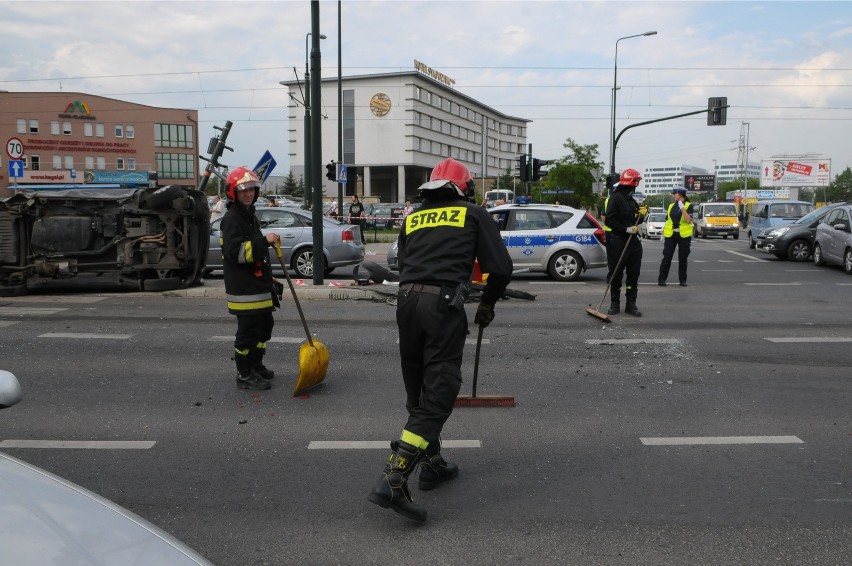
top-left (609, 31), bottom-right (657, 179)
top-left (304, 32), bottom-right (326, 207)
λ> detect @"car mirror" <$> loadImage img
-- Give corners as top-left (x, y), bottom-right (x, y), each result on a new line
top-left (834, 222), bottom-right (850, 232)
top-left (0, 370), bottom-right (23, 409)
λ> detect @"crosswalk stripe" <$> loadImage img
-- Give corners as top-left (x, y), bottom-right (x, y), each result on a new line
top-left (0, 307), bottom-right (69, 316)
top-left (308, 440), bottom-right (481, 450)
top-left (765, 337), bottom-right (852, 343)
top-left (208, 335), bottom-right (304, 343)
top-left (39, 332), bottom-right (132, 340)
top-left (0, 321), bottom-right (20, 327)
top-left (0, 440), bottom-right (156, 449)
top-left (586, 338), bottom-right (681, 345)
top-left (641, 436), bottom-right (802, 446)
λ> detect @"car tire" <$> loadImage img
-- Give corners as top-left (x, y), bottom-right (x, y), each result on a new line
top-left (787, 239), bottom-right (811, 262)
top-left (547, 250), bottom-right (583, 282)
top-left (292, 248), bottom-right (314, 278)
top-left (0, 283), bottom-right (27, 297)
top-left (813, 243), bottom-right (826, 266)
top-left (748, 232), bottom-right (757, 249)
top-left (143, 276), bottom-right (182, 292)
top-left (139, 186), bottom-right (185, 209)
top-left (844, 249), bottom-right (852, 274)
top-left (733, 232), bottom-right (739, 240)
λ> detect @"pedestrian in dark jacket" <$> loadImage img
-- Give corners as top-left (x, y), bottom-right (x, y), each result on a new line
top-left (349, 194), bottom-right (366, 244)
top-left (221, 167), bottom-right (281, 390)
top-left (368, 158), bottom-right (513, 523)
top-left (604, 168), bottom-right (645, 316)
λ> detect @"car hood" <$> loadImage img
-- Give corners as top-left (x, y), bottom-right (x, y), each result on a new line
top-left (0, 452), bottom-right (212, 565)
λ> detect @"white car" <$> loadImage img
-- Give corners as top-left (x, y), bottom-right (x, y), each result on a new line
top-left (639, 212), bottom-right (667, 239)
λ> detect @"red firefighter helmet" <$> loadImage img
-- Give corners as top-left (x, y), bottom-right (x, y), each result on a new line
top-left (226, 166), bottom-right (261, 201)
top-left (619, 168), bottom-right (642, 187)
top-left (422, 158), bottom-right (475, 199)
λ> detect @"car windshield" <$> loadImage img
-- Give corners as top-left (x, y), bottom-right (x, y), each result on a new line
top-left (705, 205), bottom-right (737, 216)
top-left (793, 206), bottom-right (828, 225)
top-left (648, 213), bottom-right (667, 222)
top-left (771, 203), bottom-right (813, 218)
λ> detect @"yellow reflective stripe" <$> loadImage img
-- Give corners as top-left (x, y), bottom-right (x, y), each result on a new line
top-left (228, 299), bottom-right (274, 311)
top-left (235, 348), bottom-right (250, 355)
top-left (239, 241), bottom-right (254, 264)
top-left (401, 429), bottom-right (429, 450)
top-left (256, 342), bottom-right (266, 350)
top-left (404, 207), bottom-right (466, 235)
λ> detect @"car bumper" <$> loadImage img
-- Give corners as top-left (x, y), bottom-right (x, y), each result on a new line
top-left (755, 238), bottom-right (777, 253)
top-left (646, 227), bottom-right (663, 239)
top-left (702, 226), bottom-right (739, 236)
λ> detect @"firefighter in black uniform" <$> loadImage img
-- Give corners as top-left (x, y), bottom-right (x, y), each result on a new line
top-left (368, 158), bottom-right (513, 523)
top-left (221, 166), bottom-right (281, 390)
top-left (604, 168), bottom-right (645, 317)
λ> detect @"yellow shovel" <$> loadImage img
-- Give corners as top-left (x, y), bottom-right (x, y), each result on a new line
top-left (274, 242), bottom-right (330, 396)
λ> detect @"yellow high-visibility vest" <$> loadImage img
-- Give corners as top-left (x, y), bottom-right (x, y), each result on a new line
top-left (663, 201), bottom-right (694, 238)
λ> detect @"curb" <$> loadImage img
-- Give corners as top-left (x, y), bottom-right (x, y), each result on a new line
top-left (162, 282), bottom-right (387, 301)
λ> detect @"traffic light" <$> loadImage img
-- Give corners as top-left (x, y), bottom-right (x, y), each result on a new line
top-left (517, 155), bottom-right (529, 182)
top-left (532, 158), bottom-right (549, 182)
top-left (707, 97), bottom-right (727, 126)
top-left (605, 173), bottom-right (618, 194)
top-left (325, 161), bottom-right (336, 182)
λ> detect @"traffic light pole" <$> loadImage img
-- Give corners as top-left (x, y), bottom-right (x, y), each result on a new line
top-left (309, 1), bottom-right (325, 284)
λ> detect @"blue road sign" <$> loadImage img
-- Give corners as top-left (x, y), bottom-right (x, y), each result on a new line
top-left (8, 160), bottom-right (24, 178)
top-left (337, 163), bottom-right (347, 184)
top-left (253, 151), bottom-right (277, 183)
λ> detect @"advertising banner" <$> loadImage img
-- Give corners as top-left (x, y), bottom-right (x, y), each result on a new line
top-left (760, 159), bottom-right (830, 187)
top-left (683, 174), bottom-right (715, 192)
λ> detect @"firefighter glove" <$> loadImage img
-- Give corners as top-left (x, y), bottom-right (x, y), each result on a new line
top-left (474, 302), bottom-right (495, 328)
top-left (626, 225), bottom-right (639, 235)
top-left (639, 206), bottom-right (648, 217)
top-left (273, 279), bottom-right (284, 300)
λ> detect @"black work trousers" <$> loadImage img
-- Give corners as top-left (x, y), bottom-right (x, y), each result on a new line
top-left (235, 312), bottom-right (274, 353)
top-left (608, 233), bottom-right (642, 303)
top-left (658, 233), bottom-right (691, 284)
top-left (396, 287), bottom-right (467, 447)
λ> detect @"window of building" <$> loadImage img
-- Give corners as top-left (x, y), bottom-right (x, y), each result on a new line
top-left (64, 156), bottom-right (73, 169)
top-left (442, 98), bottom-right (450, 112)
top-left (126, 125), bottom-right (135, 139)
top-left (30, 155), bottom-right (41, 171)
top-left (156, 153), bottom-right (196, 179)
top-left (451, 146), bottom-right (460, 159)
top-left (29, 120), bottom-right (39, 134)
top-left (441, 121), bottom-right (450, 135)
top-left (451, 124), bottom-right (459, 137)
top-left (85, 156), bottom-right (94, 169)
top-left (51, 121), bottom-right (60, 135)
top-left (116, 158), bottom-right (125, 170)
top-left (96, 123), bottom-right (105, 137)
top-left (84, 123), bottom-right (93, 137)
top-left (17, 119), bottom-right (26, 134)
top-left (63, 122), bottom-right (72, 135)
top-left (342, 89), bottom-right (355, 165)
top-left (154, 123), bottom-right (194, 149)
top-left (127, 158), bottom-right (136, 170)
top-left (115, 125), bottom-right (124, 138)
top-left (97, 157), bottom-right (106, 170)
top-left (53, 155), bottom-right (62, 169)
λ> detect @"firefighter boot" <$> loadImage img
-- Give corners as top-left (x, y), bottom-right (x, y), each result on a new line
top-left (235, 349), bottom-right (271, 390)
top-left (368, 440), bottom-right (427, 522)
top-left (625, 289), bottom-right (642, 317)
top-left (419, 441), bottom-right (459, 491)
top-left (251, 345), bottom-right (275, 381)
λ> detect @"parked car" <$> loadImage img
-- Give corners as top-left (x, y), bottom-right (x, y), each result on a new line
top-left (693, 202), bottom-right (740, 239)
top-left (747, 200), bottom-right (814, 249)
top-left (639, 212), bottom-right (667, 239)
top-left (813, 203), bottom-right (852, 274)
top-left (363, 203), bottom-right (406, 230)
top-left (206, 207), bottom-right (364, 278)
top-left (0, 370), bottom-right (213, 565)
top-left (0, 186), bottom-right (210, 296)
top-left (755, 203), bottom-right (847, 261)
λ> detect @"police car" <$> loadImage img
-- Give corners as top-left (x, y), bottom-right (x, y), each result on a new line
top-left (490, 203), bottom-right (606, 281)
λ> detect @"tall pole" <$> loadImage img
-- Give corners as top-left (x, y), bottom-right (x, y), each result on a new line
top-left (310, 1), bottom-right (325, 284)
top-left (609, 31), bottom-right (657, 178)
top-left (304, 32), bottom-right (312, 209)
top-left (337, 0), bottom-right (343, 217)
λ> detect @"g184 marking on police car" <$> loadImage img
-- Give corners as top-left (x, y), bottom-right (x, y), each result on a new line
top-left (490, 203), bottom-right (607, 281)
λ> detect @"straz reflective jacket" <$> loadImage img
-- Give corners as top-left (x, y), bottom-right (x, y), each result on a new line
top-left (221, 204), bottom-right (274, 315)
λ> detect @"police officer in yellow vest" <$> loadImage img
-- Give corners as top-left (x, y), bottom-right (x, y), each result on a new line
top-left (657, 187), bottom-right (694, 287)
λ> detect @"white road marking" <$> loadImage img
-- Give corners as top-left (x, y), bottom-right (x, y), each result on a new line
top-left (726, 250), bottom-right (769, 262)
top-left (308, 440), bottom-right (481, 450)
top-left (640, 436), bottom-right (802, 446)
top-left (0, 440), bottom-right (156, 449)
top-left (527, 281), bottom-right (586, 285)
top-left (701, 269), bottom-right (742, 272)
top-left (1, 296), bottom-right (106, 304)
top-left (396, 338), bottom-right (490, 345)
top-left (765, 337), bottom-right (852, 343)
top-left (209, 336), bottom-right (304, 343)
top-left (39, 332), bottom-right (132, 339)
top-left (785, 269), bottom-right (819, 272)
top-left (586, 338), bottom-right (681, 345)
top-left (0, 321), bottom-right (20, 327)
top-left (0, 307), bottom-right (69, 316)
top-left (744, 282), bottom-right (802, 286)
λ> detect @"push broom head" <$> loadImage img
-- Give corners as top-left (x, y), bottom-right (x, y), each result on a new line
top-left (585, 306), bottom-right (612, 323)
top-left (454, 395), bottom-right (515, 408)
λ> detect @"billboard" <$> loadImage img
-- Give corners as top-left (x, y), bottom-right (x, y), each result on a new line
top-left (683, 174), bottom-right (715, 192)
top-left (760, 159), bottom-right (830, 187)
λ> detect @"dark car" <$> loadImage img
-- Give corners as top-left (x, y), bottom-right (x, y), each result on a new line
top-left (756, 203), bottom-right (849, 262)
top-left (363, 203), bottom-right (406, 230)
top-left (0, 186), bottom-right (210, 296)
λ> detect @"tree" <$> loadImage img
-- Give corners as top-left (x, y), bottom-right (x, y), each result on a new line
top-left (825, 167), bottom-right (852, 203)
top-left (280, 171), bottom-right (303, 199)
top-left (535, 138), bottom-right (604, 209)
top-left (489, 167), bottom-right (515, 194)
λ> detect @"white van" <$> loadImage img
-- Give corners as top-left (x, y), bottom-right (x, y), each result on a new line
top-left (694, 202), bottom-right (740, 239)
top-left (484, 189), bottom-right (514, 208)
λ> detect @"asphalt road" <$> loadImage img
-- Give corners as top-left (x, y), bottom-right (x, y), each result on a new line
top-left (1, 235), bottom-right (850, 565)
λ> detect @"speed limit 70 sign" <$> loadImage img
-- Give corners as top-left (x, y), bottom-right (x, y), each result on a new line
top-left (6, 137), bottom-right (25, 159)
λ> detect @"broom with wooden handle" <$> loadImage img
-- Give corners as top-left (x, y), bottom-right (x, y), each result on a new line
top-left (586, 215), bottom-right (642, 323)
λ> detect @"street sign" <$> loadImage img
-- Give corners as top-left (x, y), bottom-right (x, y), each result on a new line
top-left (8, 160), bottom-right (24, 178)
top-left (6, 137), bottom-right (24, 159)
top-left (70, 169), bottom-right (77, 179)
top-left (253, 150), bottom-right (277, 184)
top-left (337, 163), bottom-right (347, 184)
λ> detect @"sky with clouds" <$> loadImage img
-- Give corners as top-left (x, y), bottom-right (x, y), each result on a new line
top-left (2, 0), bottom-right (851, 178)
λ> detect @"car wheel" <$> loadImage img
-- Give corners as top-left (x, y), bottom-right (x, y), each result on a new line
top-left (844, 249), bottom-right (852, 274)
top-left (292, 248), bottom-right (314, 278)
top-left (748, 232), bottom-right (756, 249)
top-left (813, 243), bottom-right (825, 266)
top-left (787, 239), bottom-right (811, 262)
top-left (138, 186), bottom-right (185, 209)
top-left (142, 276), bottom-right (182, 292)
top-left (547, 250), bottom-right (583, 282)
top-left (0, 283), bottom-right (27, 297)
top-left (733, 232), bottom-right (739, 240)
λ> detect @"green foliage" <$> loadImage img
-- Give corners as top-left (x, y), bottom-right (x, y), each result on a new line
top-left (280, 171), bottom-right (303, 199)
top-left (718, 177), bottom-right (759, 200)
top-left (825, 167), bottom-right (852, 202)
top-left (560, 138), bottom-right (604, 170)
top-left (538, 163), bottom-right (597, 208)
top-left (489, 167), bottom-right (516, 194)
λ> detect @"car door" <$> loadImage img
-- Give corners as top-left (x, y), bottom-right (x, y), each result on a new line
top-left (497, 209), bottom-right (557, 270)
top-left (826, 208), bottom-right (851, 263)
top-left (257, 209), bottom-right (307, 261)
